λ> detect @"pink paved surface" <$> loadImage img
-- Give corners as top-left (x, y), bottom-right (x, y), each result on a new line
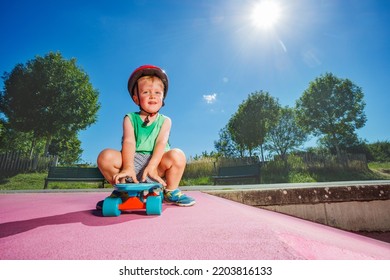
top-left (1, 191), bottom-right (389, 260)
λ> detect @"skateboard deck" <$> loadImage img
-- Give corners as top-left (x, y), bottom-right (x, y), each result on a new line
top-left (102, 183), bottom-right (163, 217)
top-left (115, 182), bottom-right (162, 193)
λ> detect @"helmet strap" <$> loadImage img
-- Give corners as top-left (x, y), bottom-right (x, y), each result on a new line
top-left (141, 110), bottom-right (157, 127)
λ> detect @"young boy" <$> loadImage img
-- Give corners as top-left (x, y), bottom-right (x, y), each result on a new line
top-left (96, 65), bottom-right (195, 209)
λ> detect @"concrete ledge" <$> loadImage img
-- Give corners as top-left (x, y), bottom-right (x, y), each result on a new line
top-left (205, 184), bottom-right (390, 205)
top-left (205, 183), bottom-right (390, 232)
top-left (262, 200), bottom-right (390, 232)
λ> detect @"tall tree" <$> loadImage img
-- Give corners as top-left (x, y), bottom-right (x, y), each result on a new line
top-left (295, 72), bottom-right (366, 158)
top-left (0, 52), bottom-right (100, 158)
top-left (265, 106), bottom-right (307, 161)
top-left (228, 91), bottom-right (280, 160)
top-left (48, 133), bottom-right (82, 165)
top-left (214, 126), bottom-right (242, 158)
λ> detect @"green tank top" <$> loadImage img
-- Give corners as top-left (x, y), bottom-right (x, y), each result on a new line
top-left (127, 112), bottom-right (170, 155)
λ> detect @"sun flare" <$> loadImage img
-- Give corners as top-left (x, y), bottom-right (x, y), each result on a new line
top-left (251, 1), bottom-right (281, 30)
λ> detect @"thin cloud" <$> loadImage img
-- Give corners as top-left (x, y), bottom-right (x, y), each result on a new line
top-left (203, 93), bottom-right (217, 104)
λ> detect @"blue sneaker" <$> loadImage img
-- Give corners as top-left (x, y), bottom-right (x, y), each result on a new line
top-left (164, 189), bottom-right (195, 207)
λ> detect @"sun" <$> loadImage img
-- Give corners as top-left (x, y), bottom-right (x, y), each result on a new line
top-left (251, 1), bottom-right (281, 30)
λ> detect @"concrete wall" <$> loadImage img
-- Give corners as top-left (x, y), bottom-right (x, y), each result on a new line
top-left (260, 200), bottom-right (390, 231)
top-left (205, 183), bottom-right (390, 232)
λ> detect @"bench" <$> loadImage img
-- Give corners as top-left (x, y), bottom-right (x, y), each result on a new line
top-left (212, 164), bottom-right (261, 185)
top-left (44, 167), bottom-right (106, 189)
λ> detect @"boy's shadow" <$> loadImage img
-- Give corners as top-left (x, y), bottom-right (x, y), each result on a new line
top-left (0, 209), bottom-right (154, 239)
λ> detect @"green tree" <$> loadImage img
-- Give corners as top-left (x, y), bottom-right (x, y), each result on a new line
top-left (367, 140), bottom-right (390, 162)
top-left (317, 132), bottom-right (363, 154)
top-left (295, 73), bottom-right (366, 158)
top-left (228, 91), bottom-right (280, 160)
top-left (264, 106), bottom-right (307, 162)
top-left (0, 119), bottom-right (4, 141)
top-left (48, 133), bottom-right (82, 165)
top-left (0, 126), bottom-right (42, 155)
top-left (0, 52), bottom-right (100, 159)
top-left (214, 126), bottom-right (242, 158)
top-left (0, 122), bottom-right (83, 164)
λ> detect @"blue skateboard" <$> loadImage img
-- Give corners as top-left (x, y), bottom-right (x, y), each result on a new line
top-left (102, 183), bottom-right (163, 217)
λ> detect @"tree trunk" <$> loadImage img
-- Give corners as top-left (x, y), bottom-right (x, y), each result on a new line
top-left (29, 138), bottom-right (36, 159)
top-left (260, 144), bottom-right (264, 163)
top-left (44, 135), bottom-right (52, 156)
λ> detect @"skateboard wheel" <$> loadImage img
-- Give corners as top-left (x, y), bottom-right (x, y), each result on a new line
top-left (159, 189), bottom-right (164, 200)
top-left (146, 196), bottom-right (162, 215)
top-left (102, 197), bottom-right (121, 217)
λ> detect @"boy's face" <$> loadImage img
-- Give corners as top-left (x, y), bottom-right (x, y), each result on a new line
top-left (133, 76), bottom-right (165, 113)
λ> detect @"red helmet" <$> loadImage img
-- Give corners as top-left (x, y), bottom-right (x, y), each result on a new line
top-left (127, 65), bottom-right (169, 98)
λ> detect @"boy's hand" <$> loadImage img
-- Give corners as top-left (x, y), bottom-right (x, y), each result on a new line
top-left (113, 170), bottom-right (139, 184)
top-left (142, 165), bottom-right (167, 187)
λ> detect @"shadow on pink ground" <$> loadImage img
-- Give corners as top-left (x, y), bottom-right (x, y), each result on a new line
top-left (0, 209), bottom-right (150, 239)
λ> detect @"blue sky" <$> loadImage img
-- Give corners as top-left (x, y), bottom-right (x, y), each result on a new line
top-left (1, 0), bottom-right (389, 164)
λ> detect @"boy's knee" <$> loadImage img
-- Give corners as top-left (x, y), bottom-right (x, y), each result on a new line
top-left (97, 149), bottom-right (117, 166)
top-left (97, 149), bottom-right (108, 162)
top-left (163, 148), bottom-right (186, 167)
top-left (170, 148), bottom-right (186, 163)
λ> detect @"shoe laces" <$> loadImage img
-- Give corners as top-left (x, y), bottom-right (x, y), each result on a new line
top-left (167, 189), bottom-right (184, 199)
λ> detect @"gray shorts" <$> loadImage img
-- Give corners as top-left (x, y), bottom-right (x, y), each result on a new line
top-left (125, 153), bottom-right (158, 183)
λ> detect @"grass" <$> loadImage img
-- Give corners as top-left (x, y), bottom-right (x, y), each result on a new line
top-left (368, 162), bottom-right (390, 179)
top-left (0, 172), bottom-right (109, 191)
top-left (0, 161), bottom-right (389, 190)
top-left (368, 162), bottom-right (390, 173)
top-left (180, 176), bottom-right (213, 186)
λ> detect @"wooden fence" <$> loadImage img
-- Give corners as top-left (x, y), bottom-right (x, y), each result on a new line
top-left (0, 151), bottom-right (57, 175)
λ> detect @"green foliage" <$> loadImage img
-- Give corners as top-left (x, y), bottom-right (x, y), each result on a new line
top-left (1, 158), bottom-right (388, 190)
top-left (183, 158), bottom-right (215, 179)
top-left (0, 129), bottom-right (43, 155)
top-left (295, 72), bottom-right (366, 156)
top-left (368, 161), bottom-right (390, 170)
top-left (260, 154), bottom-right (383, 184)
top-left (260, 155), bottom-right (310, 183)
top-left (288, 171), bottom-right (316, 183)
top-left (180, 176), bottom-right (213, 186)
top-left (214, 126), bottom-right (241, 158)
top-left (181, 152), bottom-right (381, 186)
top-left (0, 120), bottom-right (3, 138)
top-left (48, 133), bottom-right (83, 165)
top-left (366, 141), bottom-right (390, 162)
top-left (0, 51), bottom-right (100, 160)
top-left (265, 106), bottom-right (307, 160)
top-left (368, 162), bottom-right (390, 179)
top-left (228, 91), bottom-right (280, 158)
